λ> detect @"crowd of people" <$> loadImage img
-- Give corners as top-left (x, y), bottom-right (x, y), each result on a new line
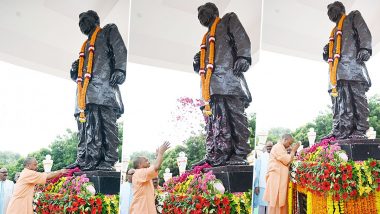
top-left (253, 134), bottom-right (300, 214)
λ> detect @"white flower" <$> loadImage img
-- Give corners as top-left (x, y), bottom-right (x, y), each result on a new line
top-left (86, 185), bottom-right (96, 195)
top-left (338, 152), bottom-right (348, 162)
top-left (213, 181), bottom-right (225, 194)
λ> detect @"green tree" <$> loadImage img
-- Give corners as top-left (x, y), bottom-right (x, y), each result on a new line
top-left (49, 129), bottom-right (78, 171)
top-left (0, 151), bottom-right (21, 166)
top-left (369, 95), bottom-right (380, 138)
top-left (183, 134), bottom-right (206, 167)
top-left (267, 127), bottom-right (292, 143)
top-left (248, 113), bottom-right (256, 149)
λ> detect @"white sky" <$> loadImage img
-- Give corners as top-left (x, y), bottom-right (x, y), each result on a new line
top-left (0, 52), bottom-right (378, 157)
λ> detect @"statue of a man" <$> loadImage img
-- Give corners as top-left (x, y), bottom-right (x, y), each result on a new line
top-left (193, 3), bottom-right (252, 166)
top-left (67, 10), bottom-right (127, 171)
top-left (322, 1), bottom-right (372, 139)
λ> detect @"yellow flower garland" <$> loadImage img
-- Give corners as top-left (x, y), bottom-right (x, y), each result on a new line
top-left (327, 194), bottom-right (334, 214)
top-left (288, 182), bottom-right (293, 214)
top-left (77, 26), bottom-right (101, 123)
top-left (328, 15), bottom-right (346, 97)
top-left (307, 191), bottom-right (312, 214)
top-left (199, 17), bottom-right (221, 116)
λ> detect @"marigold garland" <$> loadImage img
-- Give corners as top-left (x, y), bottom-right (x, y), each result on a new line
top-left (306, 191), bottom-right (312, 214)
top-left (376, 190), bottom-right (380, 214)
top-left (199, 17), bottom-right (221, 116)
top-left (328, 14), bottom-right (346, 97)
top-left (288, 182), bottom-right (293, 214)
top-left (77, 26), bottom-right (101, 123)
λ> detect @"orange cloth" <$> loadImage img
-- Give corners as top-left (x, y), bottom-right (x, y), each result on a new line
top-left (263, 143), bottom-right (292, 214)
top-left (129, 166), bottom-right (158, 214)
top-left (6, 168), bottom-right (47, 214)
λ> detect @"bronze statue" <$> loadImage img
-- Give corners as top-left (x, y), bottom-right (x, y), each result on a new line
top-left (67, 10), bottom-right (127, 171)
top-left (193, 3), bottom-right (252, 166)
top-left (322, 1), bottom-right (372, 139)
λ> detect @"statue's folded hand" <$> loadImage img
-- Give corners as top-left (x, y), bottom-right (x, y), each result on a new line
top-left (109, 70), bottom-right (125, 86)
top-left (233, 58), bottom-right (249, 76)
top-left (356, 49), bottom-right (370, 62)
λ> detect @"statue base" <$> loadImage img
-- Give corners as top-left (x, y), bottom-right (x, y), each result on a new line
top-left (204, 165), bottom-right (253, 193)
top-left (74, 171), bottom-right (121, 195)
top-left (336, 138), bottom-right (380, 160)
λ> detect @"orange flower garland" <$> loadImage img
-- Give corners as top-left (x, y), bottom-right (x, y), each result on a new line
top-left (77, 26), bottom-right (101, 123)
top-left (328, 15), bottom-right (346, 97)
top-left (199, 17), bottom-right (221, 116)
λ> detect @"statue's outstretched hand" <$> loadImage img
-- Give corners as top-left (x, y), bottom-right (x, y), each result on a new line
top-left (356, 49), bottom-right (370, 62)
top-left (110, 70), bottom-right (126, 86)
top-left (233, 58), bottom-right (249, 76)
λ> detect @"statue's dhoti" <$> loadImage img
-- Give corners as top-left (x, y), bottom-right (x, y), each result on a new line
top-left (332, 80), bottom-right (369, 139)
top-left (76, 104), bottom-right (119, 170)
top-left (205, 95), bottom-right (252, 166)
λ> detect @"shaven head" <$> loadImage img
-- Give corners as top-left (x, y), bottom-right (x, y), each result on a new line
top-left (0, 167), bottom-right (8, 181)
top-left (265, 141), bottom-right (274, 153)
top-left (24, 157), bottom-right (38, 171)
top-left (133, 156), bottom-right (150, 169)
top-left (281, 134), bottom-right (294, 148)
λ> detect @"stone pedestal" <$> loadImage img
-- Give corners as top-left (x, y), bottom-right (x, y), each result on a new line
top-left (204, 165), bottom-right (253, 193)
top-left (74, 171), bottom-right (121, 195)
top-left (336, 139), bottom-right (380, 161)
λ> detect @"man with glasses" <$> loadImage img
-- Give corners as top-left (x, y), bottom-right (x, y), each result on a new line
top-left (0, 168), bottom-right (13, 214)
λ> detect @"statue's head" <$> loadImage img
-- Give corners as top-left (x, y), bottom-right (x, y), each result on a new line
top-left (197, 2), bottom-right (219, 27)
top-left (327, 1), bottom-right (345, 23)
top-left (79, 10), bottom-right (100, 35)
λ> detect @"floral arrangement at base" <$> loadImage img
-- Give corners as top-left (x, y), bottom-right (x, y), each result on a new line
top-left (290, 137), bottom-right (380, 214)
top-left (289, 182), bottom-right (380, 214)
top-left (158, 163), bottom-right (252, 214)
top-left (34, 168), bottom-right (119, 214)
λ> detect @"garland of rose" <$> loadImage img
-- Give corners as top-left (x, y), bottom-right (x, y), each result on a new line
top-left (328, 14), bottom-right (346, 97)
top-left (199, 17), bottom-right (221, 116)
top-left (77, 26), bottom-right (101, 122)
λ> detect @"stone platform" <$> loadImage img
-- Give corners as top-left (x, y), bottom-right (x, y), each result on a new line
top-left (74, 171), bottom-right (121, 195)
top-left (336, 138), bottom-right (380, 161)
top-left (204, 165), bottom-right (253, 193)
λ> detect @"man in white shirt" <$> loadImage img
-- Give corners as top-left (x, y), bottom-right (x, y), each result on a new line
top-left (253, 142), bottom-right (273, 214)
top-left (0, 168), bottom-right (14, 214)
top-left (120, 168), bottom-right (135, 214)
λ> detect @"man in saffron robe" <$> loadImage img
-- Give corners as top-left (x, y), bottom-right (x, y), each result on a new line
top-left (6, 157), bottom-right (67, 214)
top-left (129, 142), bottom-right (170, 214)
top-left (67, 10), bottom-right (127, 171)
top-left (263, 134), bottom-right (300, 214)
top-left (193, 2), bottom-right (252, 167)
top-left (322, 1), bottom-right (372, 139)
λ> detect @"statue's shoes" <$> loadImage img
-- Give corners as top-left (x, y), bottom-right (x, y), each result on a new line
top-left (95, 165), bottom-right (115, 171)
top-left (226, 160), bottom-right (249, 165)
top-left (191, 159), bottom-right (207, 169)
top-left (95, 162), bottom-right (116, 171)
top-left (65, 162), bottom-right (79, 169)
top-left (348, 134), bottom-right (367, 139)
